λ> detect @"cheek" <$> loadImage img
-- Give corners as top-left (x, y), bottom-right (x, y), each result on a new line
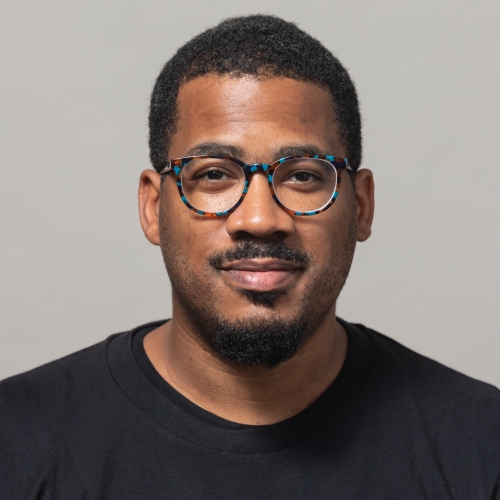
top-left (160, 208), bottom-right (199, 268)
top-left (159, 185), bottom-right (227, 277)
top-left (300, 201), bottom-right (357, 296)
top-left (160, 179), bottom-right (200, 252)
top-left (302, 210), bottom-right (354, 260)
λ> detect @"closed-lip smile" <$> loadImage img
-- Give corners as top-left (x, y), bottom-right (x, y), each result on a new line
top-left (219, 258), bottom-right (304, 291)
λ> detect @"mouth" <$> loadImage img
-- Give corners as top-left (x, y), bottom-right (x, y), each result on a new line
top-left (219, 258), bottom-right (304, 292)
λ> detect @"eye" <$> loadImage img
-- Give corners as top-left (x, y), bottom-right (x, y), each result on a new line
top-left (286, 170), bottom-right (321, 183)
top-left (196, 169), bottom-right (232, 181)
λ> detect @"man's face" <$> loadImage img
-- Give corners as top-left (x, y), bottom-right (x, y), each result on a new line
top-left (147, 75), bottom-right (369, 367)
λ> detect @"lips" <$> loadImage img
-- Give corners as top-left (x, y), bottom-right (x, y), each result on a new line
top-left (220, 258), bottom-right (303, 291)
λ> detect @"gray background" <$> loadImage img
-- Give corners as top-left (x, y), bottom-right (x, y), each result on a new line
top-left (1, 0), bottom-right (499, 385)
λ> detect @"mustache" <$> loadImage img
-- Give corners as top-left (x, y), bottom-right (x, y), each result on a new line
top-left (209, 240), bottom-right (310, 268)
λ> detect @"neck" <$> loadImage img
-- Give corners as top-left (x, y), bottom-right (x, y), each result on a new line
top-left (143, 306), bottom-right (347, 425)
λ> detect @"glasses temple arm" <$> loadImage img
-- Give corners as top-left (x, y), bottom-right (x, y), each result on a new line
top-left (159, 162), bottom-right (172, 175)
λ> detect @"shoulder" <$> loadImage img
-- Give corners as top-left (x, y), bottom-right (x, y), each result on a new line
top-left (0, 337), bottom-right (116, 461)
top-left (0, 336), bottom-right (115, 418)
top-left (356, 322), bottom-right (500, 407)
top-left (0, 333), bottom-right (130, 495)
top-left (351, 322), bottom-right (500, 490)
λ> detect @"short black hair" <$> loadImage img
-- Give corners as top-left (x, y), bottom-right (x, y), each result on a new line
top-left (149, 14), bottom-right (362, 172)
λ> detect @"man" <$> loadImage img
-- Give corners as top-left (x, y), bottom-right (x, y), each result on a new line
top-left (1, 14), bottom-right (499, 499)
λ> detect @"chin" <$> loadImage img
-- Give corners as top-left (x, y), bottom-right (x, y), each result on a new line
top-left (238, 288), bottom-right (288, 308)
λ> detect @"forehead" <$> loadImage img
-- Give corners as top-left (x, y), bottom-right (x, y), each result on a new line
top-left (169, 75), bottom-right (343, 161)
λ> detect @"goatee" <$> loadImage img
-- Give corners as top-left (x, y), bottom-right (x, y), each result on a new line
top-left (169, 240), bottom-right (327, 368)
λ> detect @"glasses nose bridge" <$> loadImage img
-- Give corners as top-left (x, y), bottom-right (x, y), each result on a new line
top-left (242, 162), bottom-right (274, 193)
top-left (243, 162), bottom-right (271, 178)
top-left (243, 161), bottom-right (273, 187)
top-left (239, 162), bottom-right (278, 207)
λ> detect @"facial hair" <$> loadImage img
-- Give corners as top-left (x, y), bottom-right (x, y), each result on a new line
top-left (159, 206), bottom-right (357, 369)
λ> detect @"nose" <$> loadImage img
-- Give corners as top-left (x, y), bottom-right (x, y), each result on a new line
top-left (225, 172), bottom-right (295, 239)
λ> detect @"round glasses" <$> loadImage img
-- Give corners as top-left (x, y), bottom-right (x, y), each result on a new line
top-left (159, 155), bottom-right (352, 217)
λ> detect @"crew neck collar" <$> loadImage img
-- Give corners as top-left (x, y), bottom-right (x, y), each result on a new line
top-left (106, 318), bottom-right (373, 455)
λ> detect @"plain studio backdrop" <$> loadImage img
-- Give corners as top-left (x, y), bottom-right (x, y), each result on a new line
top-left (1, 0), bottom-right (499, 385)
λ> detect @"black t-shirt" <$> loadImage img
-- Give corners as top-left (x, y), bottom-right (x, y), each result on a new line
top-left (1, 319), bottom-right (499, 499)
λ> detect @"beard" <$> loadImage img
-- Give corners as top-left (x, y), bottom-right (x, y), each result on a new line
top-left (179, 302), bottom-right (314, 369)
top-left (159, 212), bottom-right (357, 369)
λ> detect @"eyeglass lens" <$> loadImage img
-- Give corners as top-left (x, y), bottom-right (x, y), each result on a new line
top-left (180, 158), bottom-right (338, 213)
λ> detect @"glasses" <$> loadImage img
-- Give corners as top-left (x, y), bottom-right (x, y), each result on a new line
top-left (159, 154), bottom-right (352, 217)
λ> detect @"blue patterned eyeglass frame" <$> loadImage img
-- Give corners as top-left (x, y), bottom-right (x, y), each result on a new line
top-left (159, 154), bottom-right (352, 217)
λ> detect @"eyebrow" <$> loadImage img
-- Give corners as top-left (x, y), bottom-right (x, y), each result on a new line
top-left (273, 144), bottom-right (324, 159)
top-left (184, 142), bottom-right (326, 163)
top-left (186, 142), bottom-right (245, 158)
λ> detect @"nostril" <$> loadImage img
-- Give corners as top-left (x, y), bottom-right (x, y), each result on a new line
top-left (225, 192), bottom-right (295, 239)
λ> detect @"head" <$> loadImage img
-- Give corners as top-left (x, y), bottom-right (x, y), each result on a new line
top-left (139, 15), bottom-right (374, 368)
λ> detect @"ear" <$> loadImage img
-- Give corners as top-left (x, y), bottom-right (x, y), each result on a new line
top-left (354, 169), bottom-right (375, 242)
top-left (138, 169), bottom-right (162, 246)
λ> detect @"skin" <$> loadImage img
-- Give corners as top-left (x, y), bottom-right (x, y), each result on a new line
top-left (138, 76), bottom-right (374, 425)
